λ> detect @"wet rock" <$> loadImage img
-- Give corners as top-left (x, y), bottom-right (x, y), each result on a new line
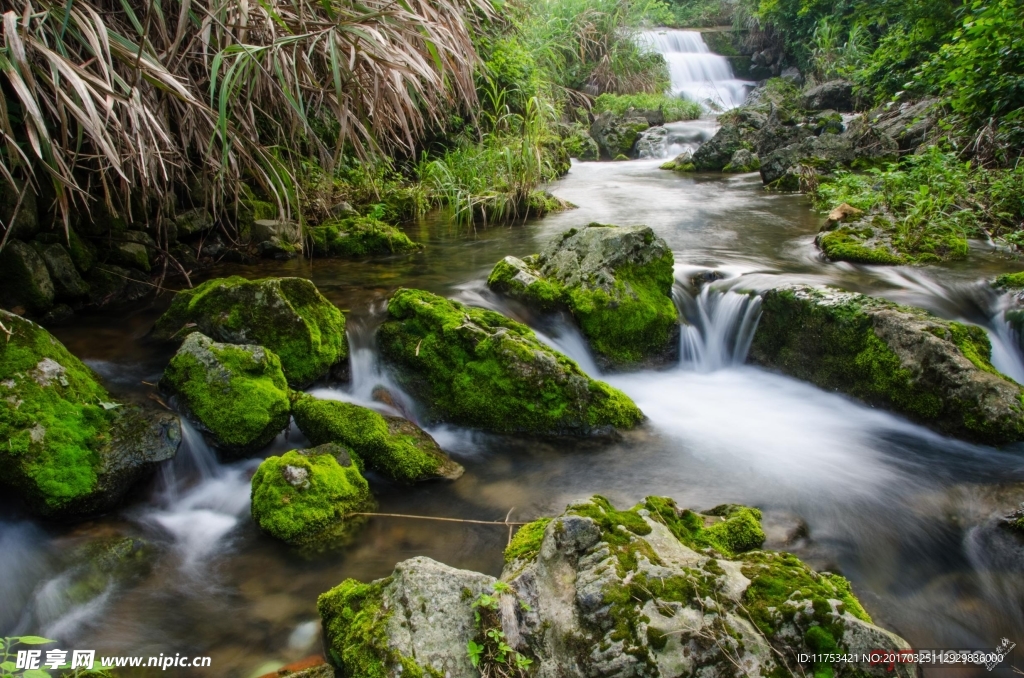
top-left (723, 148), bottom-right (760, 173)
top-left (307, 216), bottom-right (419, 257)
top-left (40, 304), bottom-right (75, 325)
top-left (251, 444), bottom-right (375, 549)
top-left (868, 98), bottom-right (941, 151)
top-left (780, 66), bottom-right (804, 86)
top-left (253, 219), bottom-right (302, 258)
top-left (0, 310), bottom-right (180, 518)
top-left (376, 288), bottom-right (643, 435)
top-left (487, 224), bottom-right (679, 368)
top-left (318, 556), bottom-right (496, 678)
top-left (0, 240), bottom-right (55, 313)
top-left (635, 125), bottom-right (669, 158)
top-left (318, 496), bottom-right (915, 678)
top-left (329, 201), bottom-right (358, 218)
top-left (291, 395), bottom-right (463, 483)
top-left (748, 284), bottom-right (1024, 445)
top-left (692, 119), bottom-right (756, 171)
top-left (161, 332), bottom-right (291, 456)
top-left (86, 264), bottom-right (153, 308)
top-left (107, 239), bottom-right (151, 272)
top-left (33, 242), bottom-right (90, 300)
top-left (152, 276), bottom-right (347, 387)
top-left (526, 191), bottom-right (575, 218)
top-left (659, 150), bottom-right (695, 172)
top-left (760, 133), bottom-right (857, 189)
top-left (590, 111), bottom-right (650, 160)
top-left (561, 124), bottom-right (600, 161)
top-left (174, 208), bottom-right (214, 239)
top-left (0, 180), bottom-right (38, 240)
top-left (802, 80), bottom-right (854, 112)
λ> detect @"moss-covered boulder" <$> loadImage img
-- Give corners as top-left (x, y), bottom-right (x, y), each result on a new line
top-left (749, 285), bottom-right (1024, 445)
top-left (377, 289), bottom-right (643, 435)
top-left (590, 111), bottom-right (650, 159)
top-left (33, 242), bottom-right (90, 300)
top-left (317, 496), bottom-right (915, 678)
top-left (0, 310), bottom-right (180, 519)
top-left (487, 224), bottom-right (679, 368)
top-left (291, 395), bottom-right (463, 483)
top-left (251, 444), bottom-right (375, 548)
top-left (307, 216), bottom-right (419, 257)
top-left (0, 240), bottom-right (55, 313)
top-left (161, 332), bottom-right (291, 456)
top-left (152, 276), bottom-right (347, 387)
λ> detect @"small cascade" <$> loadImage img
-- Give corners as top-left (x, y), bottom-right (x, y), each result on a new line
top-left (677, 286), bottom-right (762, 372)
top-left (639, 29), bottom-right (751, 110)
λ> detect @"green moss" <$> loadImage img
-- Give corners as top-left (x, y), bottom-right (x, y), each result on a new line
top-left (251, 445), bottom-right (375, 547)
top-left (946, 322), bottom-right (1001, 376)
top-left (805, 626), bottom-right (839, 678)
top-left (486, 257), bottom-right (564, 312)
top-left (567, 254), bottom-right (678, 366)
top-left (153, 276), bottom-right (347, 387)
top-left (0, 310), bottom-right (114, 513)
top-left (291, 395), bottom-right (459, 483)
top-left (741, 550), bottom-right (872, 640)
top-left (65, 229), bottom-right (95, 273)
top-left (376, 289), bottom-right (643, 435)
top-left (818, 229), bottom-right (906, 265)
top-left (307, 216), bottom-right (420, 258)
top-left (161, 333), bottom-right (291, 455)
top-left (643, 497), bottom-right (765, 558)
top-left (504, 518), bottom-right (552, 563)
top-left (995, 272), bottom-right (1024, 289)
top-left (592, 93), bottom-right (702, 122)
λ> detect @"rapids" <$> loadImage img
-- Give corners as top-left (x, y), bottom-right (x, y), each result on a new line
top-left (4, 159), bottom-right (1024, 676)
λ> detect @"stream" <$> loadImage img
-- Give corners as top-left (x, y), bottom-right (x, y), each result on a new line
top-left (5, 31), bottom-right (1024, 678)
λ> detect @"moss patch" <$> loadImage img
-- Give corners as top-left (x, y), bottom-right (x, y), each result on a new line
top-left (0, 310), bottom-right (114, 514)
top-left (161, 333), bottom-right (291, 455)
top-left (251, 444), bottom-right (375, 548)
top-left (504, 518), bottom-right (552, 564)
top-left (644, 497), bottom-right (766, 557)
top-left (153, 276), bottom-right (347, 387)
top-left (376, 288), bottom-right (643, 435)
top-left (818, 229), bottom-right (906, 265)
top-left (291, 395), bottom-right (461, 482)
top-left (307, 216), bottom-right (420, 258)
top-left (995, 272), bottom-right (1024, 289)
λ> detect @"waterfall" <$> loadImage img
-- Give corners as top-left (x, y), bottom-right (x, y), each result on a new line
top-left (677, 286), bottom-right (762, 371)
top-left (638, 29), bottom-right (751, 110)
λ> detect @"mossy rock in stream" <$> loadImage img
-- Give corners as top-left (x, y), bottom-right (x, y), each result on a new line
top-left (161, 332), bottom-right (291, 457)
top-left (152, 276), bottom-right (347, 387)
top-left (376, 288), bottom-right (644, 436)
top-left (316, 495), bottom-right (915, 678)
top-left (307, 216), bottom-right (420, 257)
top-left (291, 394), bottom-right (463, 483)
top-left (486, 224), bottom-right (679, 369)
top-left (251, 444), bottom-right (375, 549)
top-left (0, 310), bottom-right (180, 519)
top-left (748, 284), bottom-right (1024, 445)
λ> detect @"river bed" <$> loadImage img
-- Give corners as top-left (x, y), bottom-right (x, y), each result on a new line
top-left (4, 157), bottom-right (1024, 677)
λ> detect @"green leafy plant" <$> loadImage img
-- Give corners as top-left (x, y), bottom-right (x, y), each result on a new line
top-left (466, 583), bottom-right (534, 677)
top-left (2, 637), bottom-right (55, 678)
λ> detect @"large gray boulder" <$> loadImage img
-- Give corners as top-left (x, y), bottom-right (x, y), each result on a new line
top-left (590, 111), bottom-right (651, 159)
top-left (487, 224), bottom-right (679, 368)
top-left (748, 284), bottom-right (1024, 445)
top-left (635, 125), bottom-right (669, 158)
top-left (802, 80), bottom-right (855, 112)
top-left (317, 496), bottom-right (915, 678)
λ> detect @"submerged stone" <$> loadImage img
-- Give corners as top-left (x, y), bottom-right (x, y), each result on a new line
top-left (251, 444), bottom-right (375, 549)
top-left (0, 310), bottom-right (180, 518)
top-left (748, 284), bottom-right (1024, 445)
top-left (161, 332), bottom-right (291, 456)
top-left (307, 216), bottom-right (419, 257)
top-left (291, 394), bottom-right (463, 483)
top-left (152, 276), bottom-right (348, 387)
top-left (317, 496), bottom-right (915, 678)
top-left (377, 288), bottom-right (643, 435)
top-left (487, 224), bottom-right (679, 368)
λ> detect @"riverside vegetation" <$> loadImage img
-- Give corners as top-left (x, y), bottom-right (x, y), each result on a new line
top-left (4, 0), bottom-right (1024, 674)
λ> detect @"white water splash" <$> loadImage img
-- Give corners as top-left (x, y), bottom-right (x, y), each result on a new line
top-left (678, 286), bottom-right (761, 371)
top-left (638, 30), bottom-right (752, 110)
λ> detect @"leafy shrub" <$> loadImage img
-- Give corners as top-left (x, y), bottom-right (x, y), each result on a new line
top-left (593, 93), bottom-right (703, 120)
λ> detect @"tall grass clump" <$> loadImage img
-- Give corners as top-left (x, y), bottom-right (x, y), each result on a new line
top-left (0, 0), bottom-right (490, 245)
top-left (593, 93), bottom-right (702, 120)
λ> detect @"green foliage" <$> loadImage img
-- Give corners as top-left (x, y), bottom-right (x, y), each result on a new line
top-left (643, 497), bottom-right (766, 557)
top-left (153, 277), bottom-right (347, 388)
top-left (0, 311), bottom-right (113, 513)
top-left (817, 229), bottom-right (906, 265)
top-left (161, 334), bottom-right (291, 455)
top-left (467, 584), bottom-right (535, 676)
top-left (995, 272), bottom-right (1024, 289)
top-left (250, 446), bottom-right (374, 547)
top-left (504, 518), bottom-right (552, 563)
top-left (2, 637), bottom-right (57, 678)
top-left (593, 93), bottom-right (702, 121)
top-left (377, 288), bottom-right (644, 435)
top-left (291, 395), bottom-right (457, 483)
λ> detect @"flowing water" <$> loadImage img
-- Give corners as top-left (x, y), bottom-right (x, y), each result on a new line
top-left (638, 29), bottom-right (752, 110)
top-left (6, 157), bottom-right (1024, 676)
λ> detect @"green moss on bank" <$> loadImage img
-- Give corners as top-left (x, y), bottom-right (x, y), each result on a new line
top-left (0, 310), bottom-right (114, 513)
top-left (251, 445), bottom-right (375, 547)
top-left (995, 272), bottom-right (1024, 289)
top-left (153, 276), bottom-right (347, 387)
top-left (291, 395), bottom-right (461, 482)
top-left (161, 333), bottom-right (291, 455)
top-left (504, 518), bottom-right (552, 564)
top-left (376, 288), bottom-right (643, 435)
top-left (308, 216), bottom-right (420, 257)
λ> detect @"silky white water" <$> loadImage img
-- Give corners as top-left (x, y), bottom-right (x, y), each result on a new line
top-left (639, 29), bottom-right (752, 109)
